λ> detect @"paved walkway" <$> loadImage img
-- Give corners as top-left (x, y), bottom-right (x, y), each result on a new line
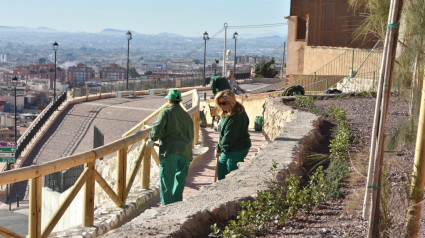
top-left (185, 127), bottom-right (265, 198)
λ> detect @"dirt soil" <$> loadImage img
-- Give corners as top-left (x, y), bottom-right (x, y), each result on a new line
top-left (263, 93), bottom-right (417, 237)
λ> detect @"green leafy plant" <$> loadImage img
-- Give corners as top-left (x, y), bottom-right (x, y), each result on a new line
top-left (253, 58), bottom-right (279, 78)
top-left (295, 95), bottom-right (315, 109)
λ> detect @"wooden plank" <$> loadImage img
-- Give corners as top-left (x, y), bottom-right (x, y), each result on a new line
top-left (117, 148), bottom-right (127, 202)
top-left (83, 161), bottom-right (95, 226)
top-left (0, 225), bottom-right (25, 238)
top-left (126, 141), bottom-right (147, 198)
top-left (141, 146), bottom-right (151, 189)
top-left (42, 168), bottom-right (90, 238)
top-left (151, 148), bottom-right (160, 166)
top-left (28, 177), bottom-right (42, 238)
top-left (122, 103), bottom-right (168, 137)
top-left (122, 89), bottom-right (198, 138)
top-left (94, 169), bottom-right (123, 208)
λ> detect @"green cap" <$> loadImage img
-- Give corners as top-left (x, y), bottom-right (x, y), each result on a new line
top-left (165, 89), bottom-right (182, 101)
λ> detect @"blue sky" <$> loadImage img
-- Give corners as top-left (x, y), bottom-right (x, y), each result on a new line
top-left (0, 0), bottom-right (290, 37)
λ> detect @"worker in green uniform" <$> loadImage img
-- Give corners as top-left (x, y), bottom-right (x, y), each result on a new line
top-left (146, 89), bottom-right (194, 205)
top-left (210, 73), bottom-right (231, 96)
top-left (214, 89), bottom-right (251, 180)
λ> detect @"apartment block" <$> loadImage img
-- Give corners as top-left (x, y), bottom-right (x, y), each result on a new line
top-left (67, 63), bottom-right (95, 87)
top-left (99, 64), bottom-right (126, 80)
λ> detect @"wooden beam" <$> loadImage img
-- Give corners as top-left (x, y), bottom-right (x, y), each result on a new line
top-left (42, 168), bottom-right (90, 238)
top-left (117, 148), bottom-right (127, 202)
top-left (122, 103), bottom-right (168, 137)
top-left (0, 226), bottom-right (25, 238)
top-left (141, 146), bottom-right (151, 189)
top-left (83, 161), bottom-right (95, 226)
top-left (406, 59), bottom-right (425, 238)
top-left (126, 141), bottom-right (147, 198)
top-left (151, 148), bottom-right (160, 166)
top-left (28, 177), bottom-right (42, 238)
top-left (94, 169), bottom-right (123, 207)
top-left (122, 89), bottom-right (198, 138)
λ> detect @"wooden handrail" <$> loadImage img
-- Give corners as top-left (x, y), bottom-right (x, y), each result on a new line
top-left (122, 89), bottom-right (198, 138)
top-left (0, 226), bottom-right (25, 238)
top-left (0, 129), bottom-right (150, 185)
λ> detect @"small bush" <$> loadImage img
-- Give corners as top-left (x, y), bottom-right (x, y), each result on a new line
top-left (295, 95), bottom-right (314, 109)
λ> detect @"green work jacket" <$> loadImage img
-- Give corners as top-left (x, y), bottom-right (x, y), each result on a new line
top-left (210, 76), bottom-right (231, 95)
top-left (149, 104), bottom-right (194, 161)
top-left (217, 111), bottom-right (251, 153)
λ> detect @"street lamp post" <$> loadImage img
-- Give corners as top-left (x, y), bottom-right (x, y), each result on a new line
top-left (53, 41), bottom-right (58, 101)
top-left (10, 76), bottom-right (18, 211)
top-left (12, 77), bottom-right (17, 150)
top-left (126, 31), bottom-right (132, 90)
top-left (203, 31), bottom-right (209, 86)
top-left (233, 32), bottom-right (238, 77)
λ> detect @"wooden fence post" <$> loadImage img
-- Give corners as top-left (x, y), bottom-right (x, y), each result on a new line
top-left (83, 161), bottom-right (95, 226)
top-left (141, 147), bottom-right (151, 189)
top-left (86, 85), bottom-right (89, 100)
top-left (117, 148), bottom-right (127, 202)
top-left (28, 177), bottom-right (42, 238)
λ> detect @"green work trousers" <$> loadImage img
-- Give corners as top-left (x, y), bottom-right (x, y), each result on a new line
top-left (217, 149), bottom-right (249, 180)
top-left (159, 153), bottom-right (190, 205)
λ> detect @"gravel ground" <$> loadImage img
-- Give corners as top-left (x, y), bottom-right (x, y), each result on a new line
top-left (261, 93), bottom-right (415, 237)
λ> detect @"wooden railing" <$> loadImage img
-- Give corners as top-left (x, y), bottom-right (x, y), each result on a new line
top-left (0, 89), bottom-right (200, 238)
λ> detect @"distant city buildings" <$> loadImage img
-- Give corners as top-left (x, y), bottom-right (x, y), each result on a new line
top-left (67, 63), bottom-right (95, 87)
top-left (99, 64), bottom-right (126, 80)
top-left (140, 61), bottom-right (167, 70)
top-left (0, 54), bottom-right (7, 62)
top-left (236, 56), bottom-right (269, 64)
top-left (3, 63), bottom-right (66, 89)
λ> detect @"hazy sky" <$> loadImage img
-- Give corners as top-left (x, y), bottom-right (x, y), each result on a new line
top-left (0, 0), bottom-right (290, 37)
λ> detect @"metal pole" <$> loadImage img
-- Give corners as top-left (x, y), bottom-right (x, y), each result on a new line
top-left (233, 35), bottom-right (237, 76)
top-left (281, 42), bottom-right (286, 78)
top-left (14, 85), bottom-right (17, 148)
top-left (10, 85), bottom-right (17, 211)
top-left (223, 23), bottom-right (228, 75)
top-left (203, 37), bottom-right (207, 86)
top-left (54, 50), bottom-right (57, 101)
top-left (127, 38), bottom-right (130, 90)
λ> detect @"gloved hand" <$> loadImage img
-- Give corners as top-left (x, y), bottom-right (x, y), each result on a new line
top-left (146, 139), bottom-right (154, 147)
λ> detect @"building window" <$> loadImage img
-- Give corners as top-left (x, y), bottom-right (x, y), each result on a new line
top-left (296, 16), bottom-right (307, 41)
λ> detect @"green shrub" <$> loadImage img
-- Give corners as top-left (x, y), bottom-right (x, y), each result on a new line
top-left (295, 95), bottom-right (315, 109)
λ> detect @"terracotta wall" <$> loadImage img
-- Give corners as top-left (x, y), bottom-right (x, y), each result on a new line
top-left (286, 16), bottom-right (306, 76)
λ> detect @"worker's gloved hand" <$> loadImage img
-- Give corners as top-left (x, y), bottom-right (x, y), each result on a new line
top-left (146, 139), bottom-right (154, 147)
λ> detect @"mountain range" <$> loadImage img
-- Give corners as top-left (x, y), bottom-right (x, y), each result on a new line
top-left (0, 26), bottom-right (287, 62)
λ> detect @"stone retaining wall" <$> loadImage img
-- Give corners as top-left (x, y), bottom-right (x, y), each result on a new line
top-left (101, 97), bottom-right (321, 238)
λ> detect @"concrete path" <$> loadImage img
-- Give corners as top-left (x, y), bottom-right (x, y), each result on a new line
top-left (185, 127), bottom-right (265, 198)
